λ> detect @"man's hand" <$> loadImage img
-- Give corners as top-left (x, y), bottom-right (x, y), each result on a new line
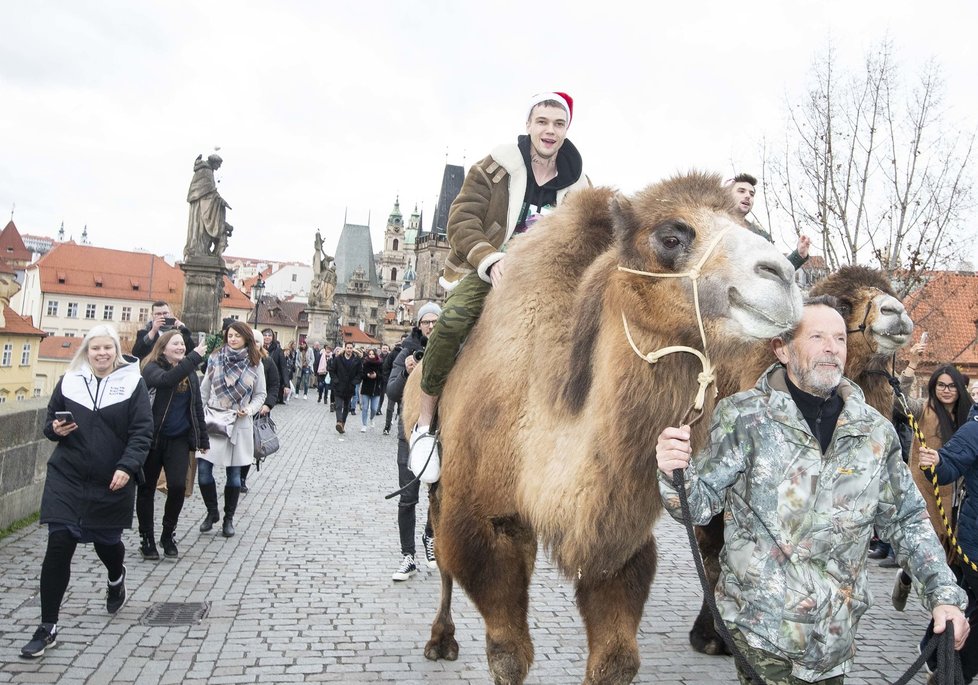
top-left (656, 425), bottom-right (692, 474)
top-left (797, 234), bottom-right (811, 259)
top-left (919, 447), bottom-right (941, 469)
top-left (148, 312), bottom-right (166, 337)
top-left (109, 469), bottom-right (130, 491)
top-left (932, 605), bottom-right (970, 650)
top-left (489, 258), bottom-right (506, 289)
top-left (405, 356), bottom-right (418, 375)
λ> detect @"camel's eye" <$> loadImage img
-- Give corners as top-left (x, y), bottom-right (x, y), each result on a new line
top-left (662, 236), bottom-right (681, 249)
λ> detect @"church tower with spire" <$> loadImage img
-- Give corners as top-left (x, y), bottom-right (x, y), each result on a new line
top-left (378, 196), bottom-right (412, 311)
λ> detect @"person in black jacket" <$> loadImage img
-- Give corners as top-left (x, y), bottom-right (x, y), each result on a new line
top-left (130, 301), bottom-right (195, 360)
top-left (136, 330), bottom-right (210, 561)
top-left (21, 324), bottom-right (153, 659)
top-left (239, 328), bottom-right (280, 494)
top-left (262, 328), bottom-right (289, 405)
top-left (329, 342), bottom-right (362, 434)
top-left (381, 337), bottom-right (405, 435)
top-left (387, 304), bottom-right (441, 580)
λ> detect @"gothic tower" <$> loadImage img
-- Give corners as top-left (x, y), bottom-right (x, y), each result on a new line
top-left (378, 197), bottom-right (412, 312)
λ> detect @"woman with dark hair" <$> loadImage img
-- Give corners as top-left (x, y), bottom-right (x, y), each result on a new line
top-left (359, 348), bottom-right (384, 432)
top-left (136, 330), bottom-right (209, 560)
top-left (21, 325), bottom-right (152, 658)
top-left (239, 328), bottom-right (279, 494)
top-left (892, 362), bottom-right (973, 610)
top-left (199, 321), bottom-right (266, 538)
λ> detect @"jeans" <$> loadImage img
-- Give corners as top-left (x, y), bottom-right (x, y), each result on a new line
top-left (361, 394), bottom-right (380, 426)
top-left (316, 375), bottom-right (327, 400)
top-left (298, 368), bottom-right (312, 394)
top-left (197, 459), bottom-right (242, 488)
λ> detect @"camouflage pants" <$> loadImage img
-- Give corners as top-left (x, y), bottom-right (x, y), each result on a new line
top-left (419, 272), bottom-right (491, 396)
top-left (732, 631), bottom-right (845, 685)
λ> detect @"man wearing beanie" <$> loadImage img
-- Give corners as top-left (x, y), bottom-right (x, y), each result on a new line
top-left (411, 92), bottom-right (589, 473)
top-left (386, 301), bottom-right (442, 579)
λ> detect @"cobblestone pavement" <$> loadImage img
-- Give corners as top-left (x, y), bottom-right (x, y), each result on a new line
top-left (0, 398), bottom-right (936, 684)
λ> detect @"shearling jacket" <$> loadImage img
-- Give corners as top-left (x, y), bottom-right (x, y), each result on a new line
top-left (659, 364), bottom-right (965, 681)
top-left (441, 138), bottom-right (589, 286)
top-left (42, 360), bottom-right (153, 529)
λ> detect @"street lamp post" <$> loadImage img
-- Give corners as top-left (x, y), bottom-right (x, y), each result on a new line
top-left (251, 276), bottom-right (265, 328)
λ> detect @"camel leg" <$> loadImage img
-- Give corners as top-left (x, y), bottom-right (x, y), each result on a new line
top-left (447, 509), bottom-right (537, 685)
top-left (575, 536), bottom-right (658, 685)
top-left (424, 484), bottom-right (459, 661)
top-left (689, 514), bottom-right (730, 656)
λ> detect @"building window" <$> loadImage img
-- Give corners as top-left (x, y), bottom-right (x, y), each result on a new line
top-left (349, 305), bottom-right (357, 317)
top-left (390, 268), bottom-right (397, 281)
top-left (393, 239), bottom-right (399, 251)
top-left (67, 302), bottom-right (79, 318)
top-left (121, 306), bottom-right (132, 322)
top-left (138, 307), bottom-right (149, 322)
top-left (20, 343), bottom-right (31, 365)
top-left (33, 388), bottom-right (42, 398)
top-left (16, 391), bottom-right (25, 401)
top-left (46, 300), bottom-right (59, 316)
top-left (85, 304), bottom-right (97, 319)
top-left (292, 273), bottom-right (297, 282)
top-left (0, 396), bottom-right (5, 404)
top-left (368, 324), bottom-right (377, 337)
top-left (371, 307), bottom-right (378, 319)
top-left (103, 305), bottom-right (114, 320)
top-left (1, 344), bottom-right (11, 366)
top-left (64, 332), bottom-right (76, 338)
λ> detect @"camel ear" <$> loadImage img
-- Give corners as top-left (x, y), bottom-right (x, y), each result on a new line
top-left (610, 192), bottom-right (639, 243)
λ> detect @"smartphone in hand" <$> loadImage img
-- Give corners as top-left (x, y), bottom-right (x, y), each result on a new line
top-left (55, 411), bottom-right (75, 424)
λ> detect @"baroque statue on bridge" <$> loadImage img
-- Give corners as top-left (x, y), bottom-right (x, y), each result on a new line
top-left (309, 229), bottom-right (337, 308)
top-left (184, 153), bottom-right (233, 261)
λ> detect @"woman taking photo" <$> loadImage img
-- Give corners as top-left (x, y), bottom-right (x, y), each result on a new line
top-left (359, 348), bottom-right (384, 432)
top-left (199, 321), bottom-right (266, 538)
top-left (137, 330), bottom-right (210, 560)
top-left (21, 325), bottom-right (153, 659)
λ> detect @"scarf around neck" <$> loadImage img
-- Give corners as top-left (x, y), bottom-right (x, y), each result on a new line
top-left (210, 345), bottom-right (257, 409)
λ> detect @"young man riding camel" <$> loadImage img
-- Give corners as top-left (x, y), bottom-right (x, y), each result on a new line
top-left (410, 92), bottom-right (590, 476)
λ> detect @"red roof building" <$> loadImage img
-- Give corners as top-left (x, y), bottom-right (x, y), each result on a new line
top-left (901, 270), bottom-right (978, 380)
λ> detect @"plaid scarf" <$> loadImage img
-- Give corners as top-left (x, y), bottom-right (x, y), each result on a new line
top-left (209, 345), bottom-right (258, 409)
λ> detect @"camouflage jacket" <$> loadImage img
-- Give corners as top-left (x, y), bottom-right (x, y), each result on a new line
top-left (659, 364), bottom-right (965, 681)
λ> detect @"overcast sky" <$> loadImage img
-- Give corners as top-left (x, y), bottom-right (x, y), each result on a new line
top-left (2, 1), bottom-right (976, 266)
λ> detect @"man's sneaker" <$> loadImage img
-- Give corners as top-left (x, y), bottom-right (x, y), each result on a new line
top-left (408, 426), bottom-right (440, 484)
top-left (360, 425), bottom-right (367, 433)
top-left (106, 566), bottom-right (127, 614)
top-left (422, 533), bottom-right (438, 569)
top-left (383, 428), bottom-right (390, 435)
top-left (139, 534), bottom-right (160, 561)
top-left (335, 421), bottom-right (344, 434)
top-left (392, 555), bottom-right (417, 581)
top-left (891, 569), bottom-right (912, 611)
top-left (20, 624), bottom-right (57, 658)
top-left (160, 532), bottom-right (178, 559)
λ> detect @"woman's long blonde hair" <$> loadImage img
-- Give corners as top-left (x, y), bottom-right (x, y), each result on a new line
top-left (68, 324), bottom-right (130, 374)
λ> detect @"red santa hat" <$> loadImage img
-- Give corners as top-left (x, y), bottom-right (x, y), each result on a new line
top-left (526, 91), bottom-right (573, 124)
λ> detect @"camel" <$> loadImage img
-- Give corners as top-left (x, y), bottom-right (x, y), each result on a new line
top-left (402, 172), bottom-right (803, 685)
top-left (688, 264), bottom-right (916, 656)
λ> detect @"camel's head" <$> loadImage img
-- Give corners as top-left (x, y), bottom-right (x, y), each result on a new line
top-left (612, 172), bottom-right (802, 343)
top-left (809, 265), bottom-right (913, 357)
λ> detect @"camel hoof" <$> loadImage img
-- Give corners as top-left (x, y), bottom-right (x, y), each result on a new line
top-left (487, 647), bottom-right (528, 685)
top-left (424, 635), bottom-right (459, 661)
top-left (689, 628), bottom-right (731, 656)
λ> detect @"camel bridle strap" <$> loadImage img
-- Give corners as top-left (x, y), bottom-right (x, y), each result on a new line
top-left (617, 226), bottom-right (731, 422)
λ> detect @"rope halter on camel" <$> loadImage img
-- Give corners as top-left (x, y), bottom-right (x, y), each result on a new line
top-left (616, 225), bottom-right (732, 423)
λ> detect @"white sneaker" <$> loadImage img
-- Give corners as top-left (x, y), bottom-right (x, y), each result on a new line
top-left (392, 555), bottom-right (417, 581)
top-left (408, 426), bottom-right (440, 483)
top-left (360, 425), bottom-right (367, 433)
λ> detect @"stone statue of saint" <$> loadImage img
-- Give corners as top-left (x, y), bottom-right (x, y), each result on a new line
top-left (308, 230), bottom-right (337, 307)
top-left (184, 153), bottom-right (233, 261)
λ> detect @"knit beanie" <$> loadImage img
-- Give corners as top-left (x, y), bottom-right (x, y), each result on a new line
top-left (416, 301), bottom-right (442, 323)
top-left (527, 92), bottom-right (573, 124)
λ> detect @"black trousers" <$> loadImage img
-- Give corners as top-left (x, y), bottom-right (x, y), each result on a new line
top-left (335, 395), bottom-right (354, 424)
top-left (384, 398), bottom-right (401, 431)
top-left (396, 436), bottom-right (433, 557)
top-left (40, 529), bottom-right (124, 624)
top-left (136, 434), bottom-right (190, 535)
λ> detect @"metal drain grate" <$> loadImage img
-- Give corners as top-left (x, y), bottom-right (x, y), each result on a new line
top-left (139, 601), bottom-right (210, 626)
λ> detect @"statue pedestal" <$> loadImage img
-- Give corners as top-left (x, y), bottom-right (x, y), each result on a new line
top-left (180, 256), bottom-right (227, 336)
top-left (306, 305), bottom-right (337, 348)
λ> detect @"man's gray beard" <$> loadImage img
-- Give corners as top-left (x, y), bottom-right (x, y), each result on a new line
top-left (789, 360), bottom-right (842, 398)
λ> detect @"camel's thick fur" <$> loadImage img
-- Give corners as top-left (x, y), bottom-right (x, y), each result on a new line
top-left (403, 172), bottom-right (802, 684)
top-left (688, 264), bottom-right (915, 656)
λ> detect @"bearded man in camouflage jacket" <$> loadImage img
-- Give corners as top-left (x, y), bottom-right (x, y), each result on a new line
top-left (657, 296), bottom-right (968, 684)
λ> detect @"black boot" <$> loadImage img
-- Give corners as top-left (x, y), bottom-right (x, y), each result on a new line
top-left (199, 482), bottom-right (220, 532)
top-left (222, 486), bottom-right (240, 537)
top-left (239, 465), bottom-right (251, 494)
top-left (160, 526), bottom-right (178, 558)
top-left (139, 532), bottom-right (160, 561)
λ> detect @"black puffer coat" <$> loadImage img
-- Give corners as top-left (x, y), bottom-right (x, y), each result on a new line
top-left (42, 359), bottom-right (153, 529)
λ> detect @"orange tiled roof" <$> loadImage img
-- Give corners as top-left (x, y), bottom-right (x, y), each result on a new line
top-left (0, 221), bottom-right (32, 263)
top-left (31, 243), bottom-right (252, 309)
top-left (39, 335), bottom-right (82, 360)
top-left (1, 305), bottom-right (45, 336)
top-left (903, 271), bottom-right (978, 368)
top-left (339, 325), bottom-right (380, 345)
